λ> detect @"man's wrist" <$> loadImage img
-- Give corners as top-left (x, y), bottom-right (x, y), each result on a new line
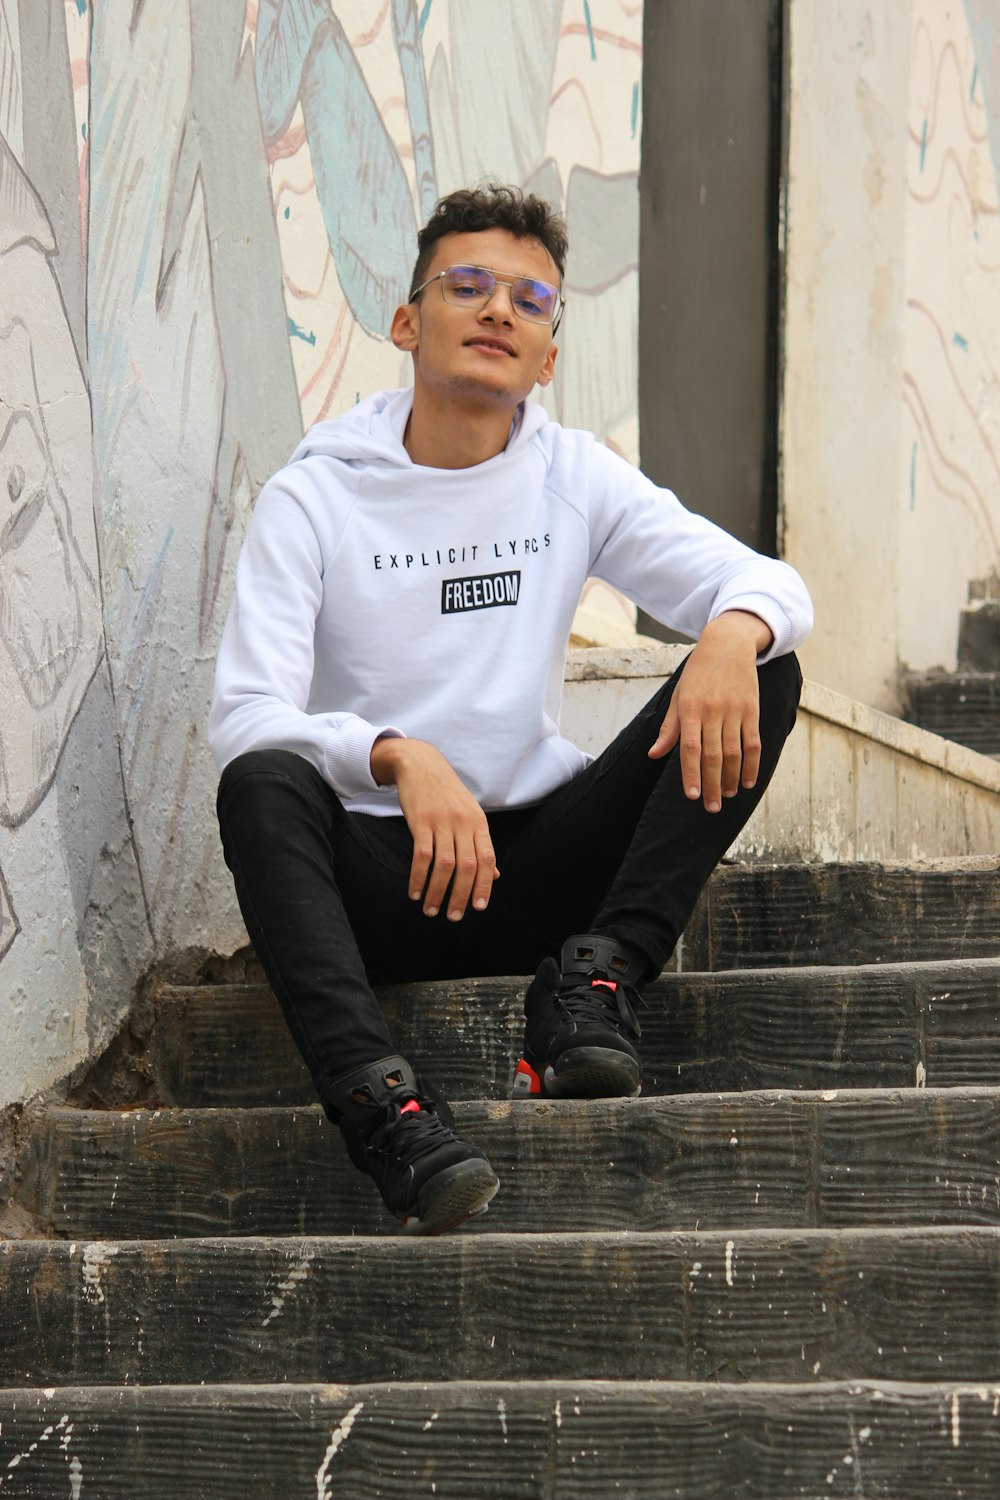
top-left (707, 610), bottom-right (774, 655)
top-left (370, 733), bottom-right (407, 786)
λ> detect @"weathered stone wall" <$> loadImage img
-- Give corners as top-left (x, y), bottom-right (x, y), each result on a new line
top-left (782, 0), bottom-right (1000, 710)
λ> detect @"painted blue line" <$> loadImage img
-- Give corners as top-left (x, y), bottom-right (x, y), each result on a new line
top-left (909, 443), bottom-right (917, 511)
top-left (631, 81), bottom-right (639, 138)
top-left (583, 0), bottom-right (596, 60)
top-left (971, 62), bottom-right (978, 103)
top-left (952, 332), bottom-right (969, 351)
top-left (418, 0), bottom-right (433, 35)
top-left (76, 0), bottom-right (87, 15)
top-left (288, 319), bottom-right (317, 347)
top-left (132, 159), bottom-right (165, 303)
top-left (919, 116), bottom-right (927, 172)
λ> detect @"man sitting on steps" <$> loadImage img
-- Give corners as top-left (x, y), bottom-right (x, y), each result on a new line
top-left (208, 184), bottom-right (813, 1236)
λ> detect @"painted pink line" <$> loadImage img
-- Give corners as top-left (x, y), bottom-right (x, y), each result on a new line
top-left (559, 22), bottom-right (641, 55)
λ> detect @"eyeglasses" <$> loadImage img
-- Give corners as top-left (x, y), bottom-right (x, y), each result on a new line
top-left (410, 264), bottom-right (565, 333)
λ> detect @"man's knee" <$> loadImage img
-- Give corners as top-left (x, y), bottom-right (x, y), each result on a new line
top-left (217, 749), bottom-right (326, 820)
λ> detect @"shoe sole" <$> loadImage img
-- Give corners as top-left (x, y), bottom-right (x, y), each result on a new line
top-left (401, 1159), bottom-right (500, 1236)
top-left (543, 1045), bottom-right (641, 1099)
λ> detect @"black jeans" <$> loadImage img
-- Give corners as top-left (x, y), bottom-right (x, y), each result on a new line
top-left (217, 652), bottom-right (801, 1112)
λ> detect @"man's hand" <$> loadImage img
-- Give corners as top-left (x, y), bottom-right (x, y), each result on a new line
top-left (648, 611), bottom-right (773, 813)
top-left (370, 737), bottom-right (499, 919)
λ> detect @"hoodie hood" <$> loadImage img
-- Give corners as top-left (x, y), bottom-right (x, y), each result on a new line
top-left (286, 388), bottom-right (551, 470)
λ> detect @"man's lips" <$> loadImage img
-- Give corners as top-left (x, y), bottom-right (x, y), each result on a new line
top-left (464, 336), bottom-right (516, 356)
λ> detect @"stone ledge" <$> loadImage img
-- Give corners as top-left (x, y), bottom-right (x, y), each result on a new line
top-left (563, 645), bottom-right (1000, 858)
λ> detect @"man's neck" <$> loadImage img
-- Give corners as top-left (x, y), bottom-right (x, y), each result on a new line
top-left (403, 387), bottom-right (520, 469)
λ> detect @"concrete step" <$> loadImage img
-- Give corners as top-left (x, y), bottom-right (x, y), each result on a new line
top-left (14, 1089), bottom-right (1000, 1239)
top-left (2, 1227), bottom-right (998, 1388)
top-left (903, 671), bottom-right (1000, 757)
top-left (959, 600), bottom-right (1000, 671)
top-left (101, 955), bottom-right (1000, 1109)
top-left (683, 860), bottom-right (1000, 969)
top-left (0, 1379), bottom-right (997, 1497)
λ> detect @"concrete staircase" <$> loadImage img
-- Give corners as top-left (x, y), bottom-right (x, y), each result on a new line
top-left (903, 600), bottom-right (1000, 758)
top-left (2, 860), bottom-right (1000, 1495)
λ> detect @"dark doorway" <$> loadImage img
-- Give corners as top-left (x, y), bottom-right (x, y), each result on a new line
top-left (638, 0), bottom-right (785, 639)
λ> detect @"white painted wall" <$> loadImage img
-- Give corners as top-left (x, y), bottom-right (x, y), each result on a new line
top-left (782, 0), bottom-right (1000, 710)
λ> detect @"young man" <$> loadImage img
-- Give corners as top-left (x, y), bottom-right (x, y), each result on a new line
top-left (209, 185), bottom-right (812, 1237)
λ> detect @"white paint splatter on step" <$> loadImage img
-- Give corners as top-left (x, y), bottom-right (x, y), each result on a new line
top-left (422, 1412), bottom-right (439, 1432)
top-left (554, 1400), bottom-right (562, 1428)
top-left (81, 1243), bottom-right (118, 1306)
top-left (69, 1456), bottom-right (83, 1499)
top-left (725, 1241), bottom-right (736, 1287)
top-left (915, 1059), bottom-right (926, 1089)
top-left (1, 1415), bottom-right (68, 1486)
top-left (262, 1252), bottom-right (313, 1326)
top-left (498, 1398), bottom-right (508, 1438)
top-left (316, 1401), bottom-right (363, 1499)
top-left (952, 1392), bottom-right (961, 1448)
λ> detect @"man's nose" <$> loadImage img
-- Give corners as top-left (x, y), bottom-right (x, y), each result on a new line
top-left (479, 281), bottom-right (516, 323)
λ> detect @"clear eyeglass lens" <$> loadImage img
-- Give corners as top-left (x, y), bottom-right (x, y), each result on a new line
top-left (441, 265), bottom-right (557, 323)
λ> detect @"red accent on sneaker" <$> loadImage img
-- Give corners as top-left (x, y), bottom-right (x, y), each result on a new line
top-left (513, 1058), bottom-right (542, 1095)
top-left (400, 1099), bottom-right (421, 1116)
top-left (591, 979), bottom-right (618, 994)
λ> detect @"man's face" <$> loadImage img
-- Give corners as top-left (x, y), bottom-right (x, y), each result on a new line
top-left (391, 228), bottom-right (559, 407)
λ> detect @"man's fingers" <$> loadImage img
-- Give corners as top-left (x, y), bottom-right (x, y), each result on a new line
top-left (720, 718), bottom-right (744, 800)
top-left (468, 831), bottom-right (499, 915)
top-left (411, 822), bottom-right (497, 920)
top-left (446, 836), bottom-right (481, 921)
top-left (409, 833), bottom-right (434, 904)
top-left (679, 724), bottom-right (703, 803)
top-left (449, 839), bottom-right (498, 921)
top-left (698, 723), bottom-right (724, 812)
top-left (422, 836), bottom-right (455, 917)
top-left (741, 718), bottom-right (762, 790)
top-left (649, 702), bottom-right (680, 760)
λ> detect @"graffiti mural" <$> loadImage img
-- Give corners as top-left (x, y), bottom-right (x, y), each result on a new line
top-left (900, 0), bottom-right (1000, 667)
top-left (0, 0), bottom-right (643, 1107)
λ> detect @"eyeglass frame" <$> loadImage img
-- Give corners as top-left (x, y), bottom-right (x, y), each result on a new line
top-left (409, 263), bottom-right (565, 335)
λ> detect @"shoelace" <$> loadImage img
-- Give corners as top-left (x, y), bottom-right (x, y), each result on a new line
top-left (368, 1099), bottom-right (456, 1167)
top-left (551, 973), bottom-right (643, 1041)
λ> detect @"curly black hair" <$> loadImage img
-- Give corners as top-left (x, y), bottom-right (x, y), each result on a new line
top-left (408, 184), bottom-right (567, 300)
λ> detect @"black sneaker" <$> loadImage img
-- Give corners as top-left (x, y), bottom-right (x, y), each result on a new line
top-left (512, 934), bottom-right (645, 1099)
top-left (329, 1055), bottom-right (499, 1235)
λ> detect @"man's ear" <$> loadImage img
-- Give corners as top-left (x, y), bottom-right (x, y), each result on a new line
top-left (390, 302), bottom-right (419, 352)
top-left (534, 341), bottom-right (558, 388)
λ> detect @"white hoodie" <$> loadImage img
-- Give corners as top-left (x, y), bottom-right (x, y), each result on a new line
top-left (208, 389), bottom-right (813, 815)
